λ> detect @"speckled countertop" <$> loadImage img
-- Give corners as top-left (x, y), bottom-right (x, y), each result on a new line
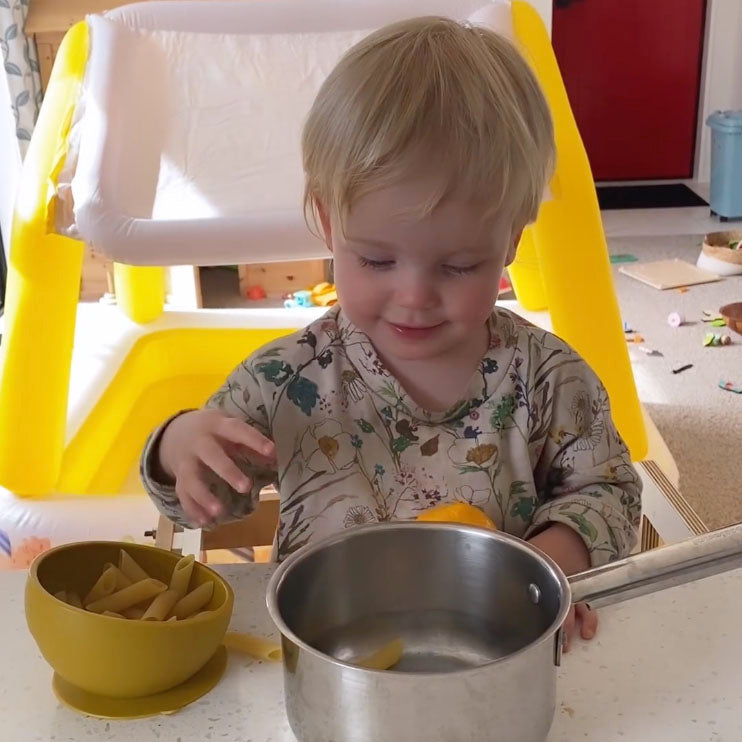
top-left (3, 564), bottom-right (740, 741)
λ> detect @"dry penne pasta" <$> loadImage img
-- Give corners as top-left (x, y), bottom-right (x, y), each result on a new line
top-left (83, 567), bottom-right (118, 606)
top-left (171, 581), bottom-right (214, 620)
top-left (86, 578), bottom-right (168, 614)
top-left (354, 638), bottom-right (404, 670)
top-left (59, 549), bottom-right (218, 623)
top-left (223, 631), bottom-right (282, 662)
top-left (142, 589), bottom-right (180, 621)
top-left (102, 563), bottom-right (133, 590)
top-left (122, 605), bottom-right (146, 619)
top-left (118, 550), bottom-right (150, 583)
top-left (169, 554), bottom-right (195, 599)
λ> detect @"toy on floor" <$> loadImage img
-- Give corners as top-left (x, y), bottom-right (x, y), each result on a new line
top-left (703, 332), bottom-right (732, 347)
top-left (719, 380), bottom-right (742, 394)
top-left (672, 364), bottom-right (693, 375)
top-left (667, 312), bottom-right (685, 328)
top-left (245, 285), bottom-right (267, 300)
top-left (283, 283), bottom-right (338, 308)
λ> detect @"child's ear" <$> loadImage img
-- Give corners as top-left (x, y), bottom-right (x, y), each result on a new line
top-left (505, 228), bottom-right (524, 266)
top-left (316, 199), bottom-right (333, 252)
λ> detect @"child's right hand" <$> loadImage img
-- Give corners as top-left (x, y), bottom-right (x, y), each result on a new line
top-left (157, 409), bottom-right (276, 527)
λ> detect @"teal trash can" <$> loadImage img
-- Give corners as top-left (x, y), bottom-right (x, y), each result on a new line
top-left (707, 110), bottom-right (742, 221)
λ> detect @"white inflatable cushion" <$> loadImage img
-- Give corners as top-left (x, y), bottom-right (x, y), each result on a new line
top-left (64, 0), bottom-right (513, 265)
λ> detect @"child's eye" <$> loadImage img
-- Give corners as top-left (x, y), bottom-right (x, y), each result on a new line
top-left (358, 257), bottom-right (394, 270)
top-left (443, 263), bottom-right (480, 276)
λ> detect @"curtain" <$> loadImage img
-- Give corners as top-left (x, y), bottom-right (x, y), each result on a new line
top-left (1, 0), bottom-right (42, 159)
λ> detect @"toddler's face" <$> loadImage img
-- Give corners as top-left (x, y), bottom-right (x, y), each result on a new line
top-left (320, 173), bottom-right (521, 366)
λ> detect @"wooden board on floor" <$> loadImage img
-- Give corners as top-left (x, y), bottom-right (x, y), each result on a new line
top-left (619, 259), bottom-right (719, 290)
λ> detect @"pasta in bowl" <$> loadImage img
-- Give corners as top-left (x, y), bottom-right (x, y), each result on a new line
top-left (25, 541), bottom-right (233, 698)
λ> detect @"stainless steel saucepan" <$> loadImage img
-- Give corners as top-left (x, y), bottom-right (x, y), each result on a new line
top-left (266, 522), bottom-right (742, 742)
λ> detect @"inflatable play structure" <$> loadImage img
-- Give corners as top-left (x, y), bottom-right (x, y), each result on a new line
top-left (0, 0), bottom-right (646, 568)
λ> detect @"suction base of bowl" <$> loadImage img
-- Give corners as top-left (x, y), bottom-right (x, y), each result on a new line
top-left (51, 645), bottom-right (227, 719)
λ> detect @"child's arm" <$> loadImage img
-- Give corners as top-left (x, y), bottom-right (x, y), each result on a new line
top-left (140, 359), bottom-right (277, 530)
top-left (526, 360), bottom-right (642, 570)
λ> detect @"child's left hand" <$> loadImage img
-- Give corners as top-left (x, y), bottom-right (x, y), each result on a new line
top-left (526, 523), bottom-right (598, 651)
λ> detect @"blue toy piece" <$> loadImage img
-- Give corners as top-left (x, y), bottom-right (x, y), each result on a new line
top-left (283, 290), bottom-right (314, 309)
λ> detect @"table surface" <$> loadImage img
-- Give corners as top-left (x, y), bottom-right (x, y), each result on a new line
top-left (3, 563), bottom-right (741, 741)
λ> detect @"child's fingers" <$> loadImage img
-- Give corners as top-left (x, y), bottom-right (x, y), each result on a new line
top-left (178, 488), bottom-right (212, 528)
top-left (216, 417), bottom-right (276, 460)
top-left (576, 603), bottom-right (598, 640)
top-left (199, 439), bottom-right (253, 493)
top-left (176, 461), bottom-right (224, 517)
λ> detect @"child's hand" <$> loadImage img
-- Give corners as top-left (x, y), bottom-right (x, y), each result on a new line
top-left (526, 523), bottom-right (598, 651)
top-left (562, 603), bottom-right (597, 653)
top-left (156, 409), bottom-right (276, 526)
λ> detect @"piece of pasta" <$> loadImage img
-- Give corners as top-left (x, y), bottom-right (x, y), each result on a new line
top-left (169, 554), bottom-right (195, 599)
top-left (142, 589), bottom-right (180, 621)
top-left (170, 582), bottom-right (214, 620)
top-left (354, 638), bottom-right (404, 670)
top-left (83, 567), bottom-right (118, 606)
top-left (86, 578), bottom-right (168, 614)
top-left (118, 550), bottom-right (150, 583)
top-left (223, 631), bottom-right (282, 662)
top-left (102, 563), bottom-right (134, 590)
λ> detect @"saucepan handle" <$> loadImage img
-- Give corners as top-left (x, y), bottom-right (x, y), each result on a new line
top-left (568, 522), bottom-right (742, 609)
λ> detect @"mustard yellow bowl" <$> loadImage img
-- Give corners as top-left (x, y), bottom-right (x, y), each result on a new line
top-left (25, 541), bottom-right (233, 698)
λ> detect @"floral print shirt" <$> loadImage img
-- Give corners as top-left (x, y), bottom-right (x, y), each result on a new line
top-left (141, 305), bottom-right (641, 566)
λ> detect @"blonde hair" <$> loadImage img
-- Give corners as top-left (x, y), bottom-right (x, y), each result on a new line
top-left (302, 16), bottom-right (555, 235)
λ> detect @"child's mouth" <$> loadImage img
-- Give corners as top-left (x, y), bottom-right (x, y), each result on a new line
top-left (387, 322), bottom-right (444, 339)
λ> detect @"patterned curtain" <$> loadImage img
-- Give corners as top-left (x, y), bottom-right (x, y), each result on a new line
top-left (1, 0), bottom-right (42, 158)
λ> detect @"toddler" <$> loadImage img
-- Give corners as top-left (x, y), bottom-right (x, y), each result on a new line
top-left (141, 16), bottom-right (641, 650)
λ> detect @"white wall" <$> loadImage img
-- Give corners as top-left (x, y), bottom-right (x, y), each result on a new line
top-left (0, 76), bottom-right (21, 260)
top-left (529, 0), bottom-right (552, 36)
top-left (0, 69), bottom-right (21, 260)
top-left (696, 0), bottom-right (742, 183)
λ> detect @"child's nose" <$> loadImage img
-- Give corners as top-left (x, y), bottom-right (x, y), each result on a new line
top-left (395, 270), bottom-right (438, 310)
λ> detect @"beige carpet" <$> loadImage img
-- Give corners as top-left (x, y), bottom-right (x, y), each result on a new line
top-left (609, 234), bottom-right (742, 530)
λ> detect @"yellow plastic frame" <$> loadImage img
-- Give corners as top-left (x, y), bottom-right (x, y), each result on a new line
top-left (0, 3), bottom-right (646, 498)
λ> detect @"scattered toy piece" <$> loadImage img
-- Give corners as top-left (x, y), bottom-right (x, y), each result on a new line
top-left (719, 380), bottom-right (742, 394)
top-left (667, 312), bottom-right (684, 328)
top-left (622, 320), bottom-right (633, 333)
top-left (672, 364), bottom-right (693, 374)
top-left (627, 334), bottom-right (644, 344)
top-left (710, 318), bottom-right (727, 327)
top-left (284, 289), bottom-right (314, 308)
top-left (704, 332), bottom-right (732, 347)
top-left (639, 346), bottom-right (663, 356)
top-left (702, 310), bottom-right (724, 323)
top-left (245, 285), bottom-right (267, 301)
top-left (677, 286), bottom-right (690, 294)
top-left (610, 254), bottom-right (638, 264)
top-left (310, 282), bottom-right (338, 307)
